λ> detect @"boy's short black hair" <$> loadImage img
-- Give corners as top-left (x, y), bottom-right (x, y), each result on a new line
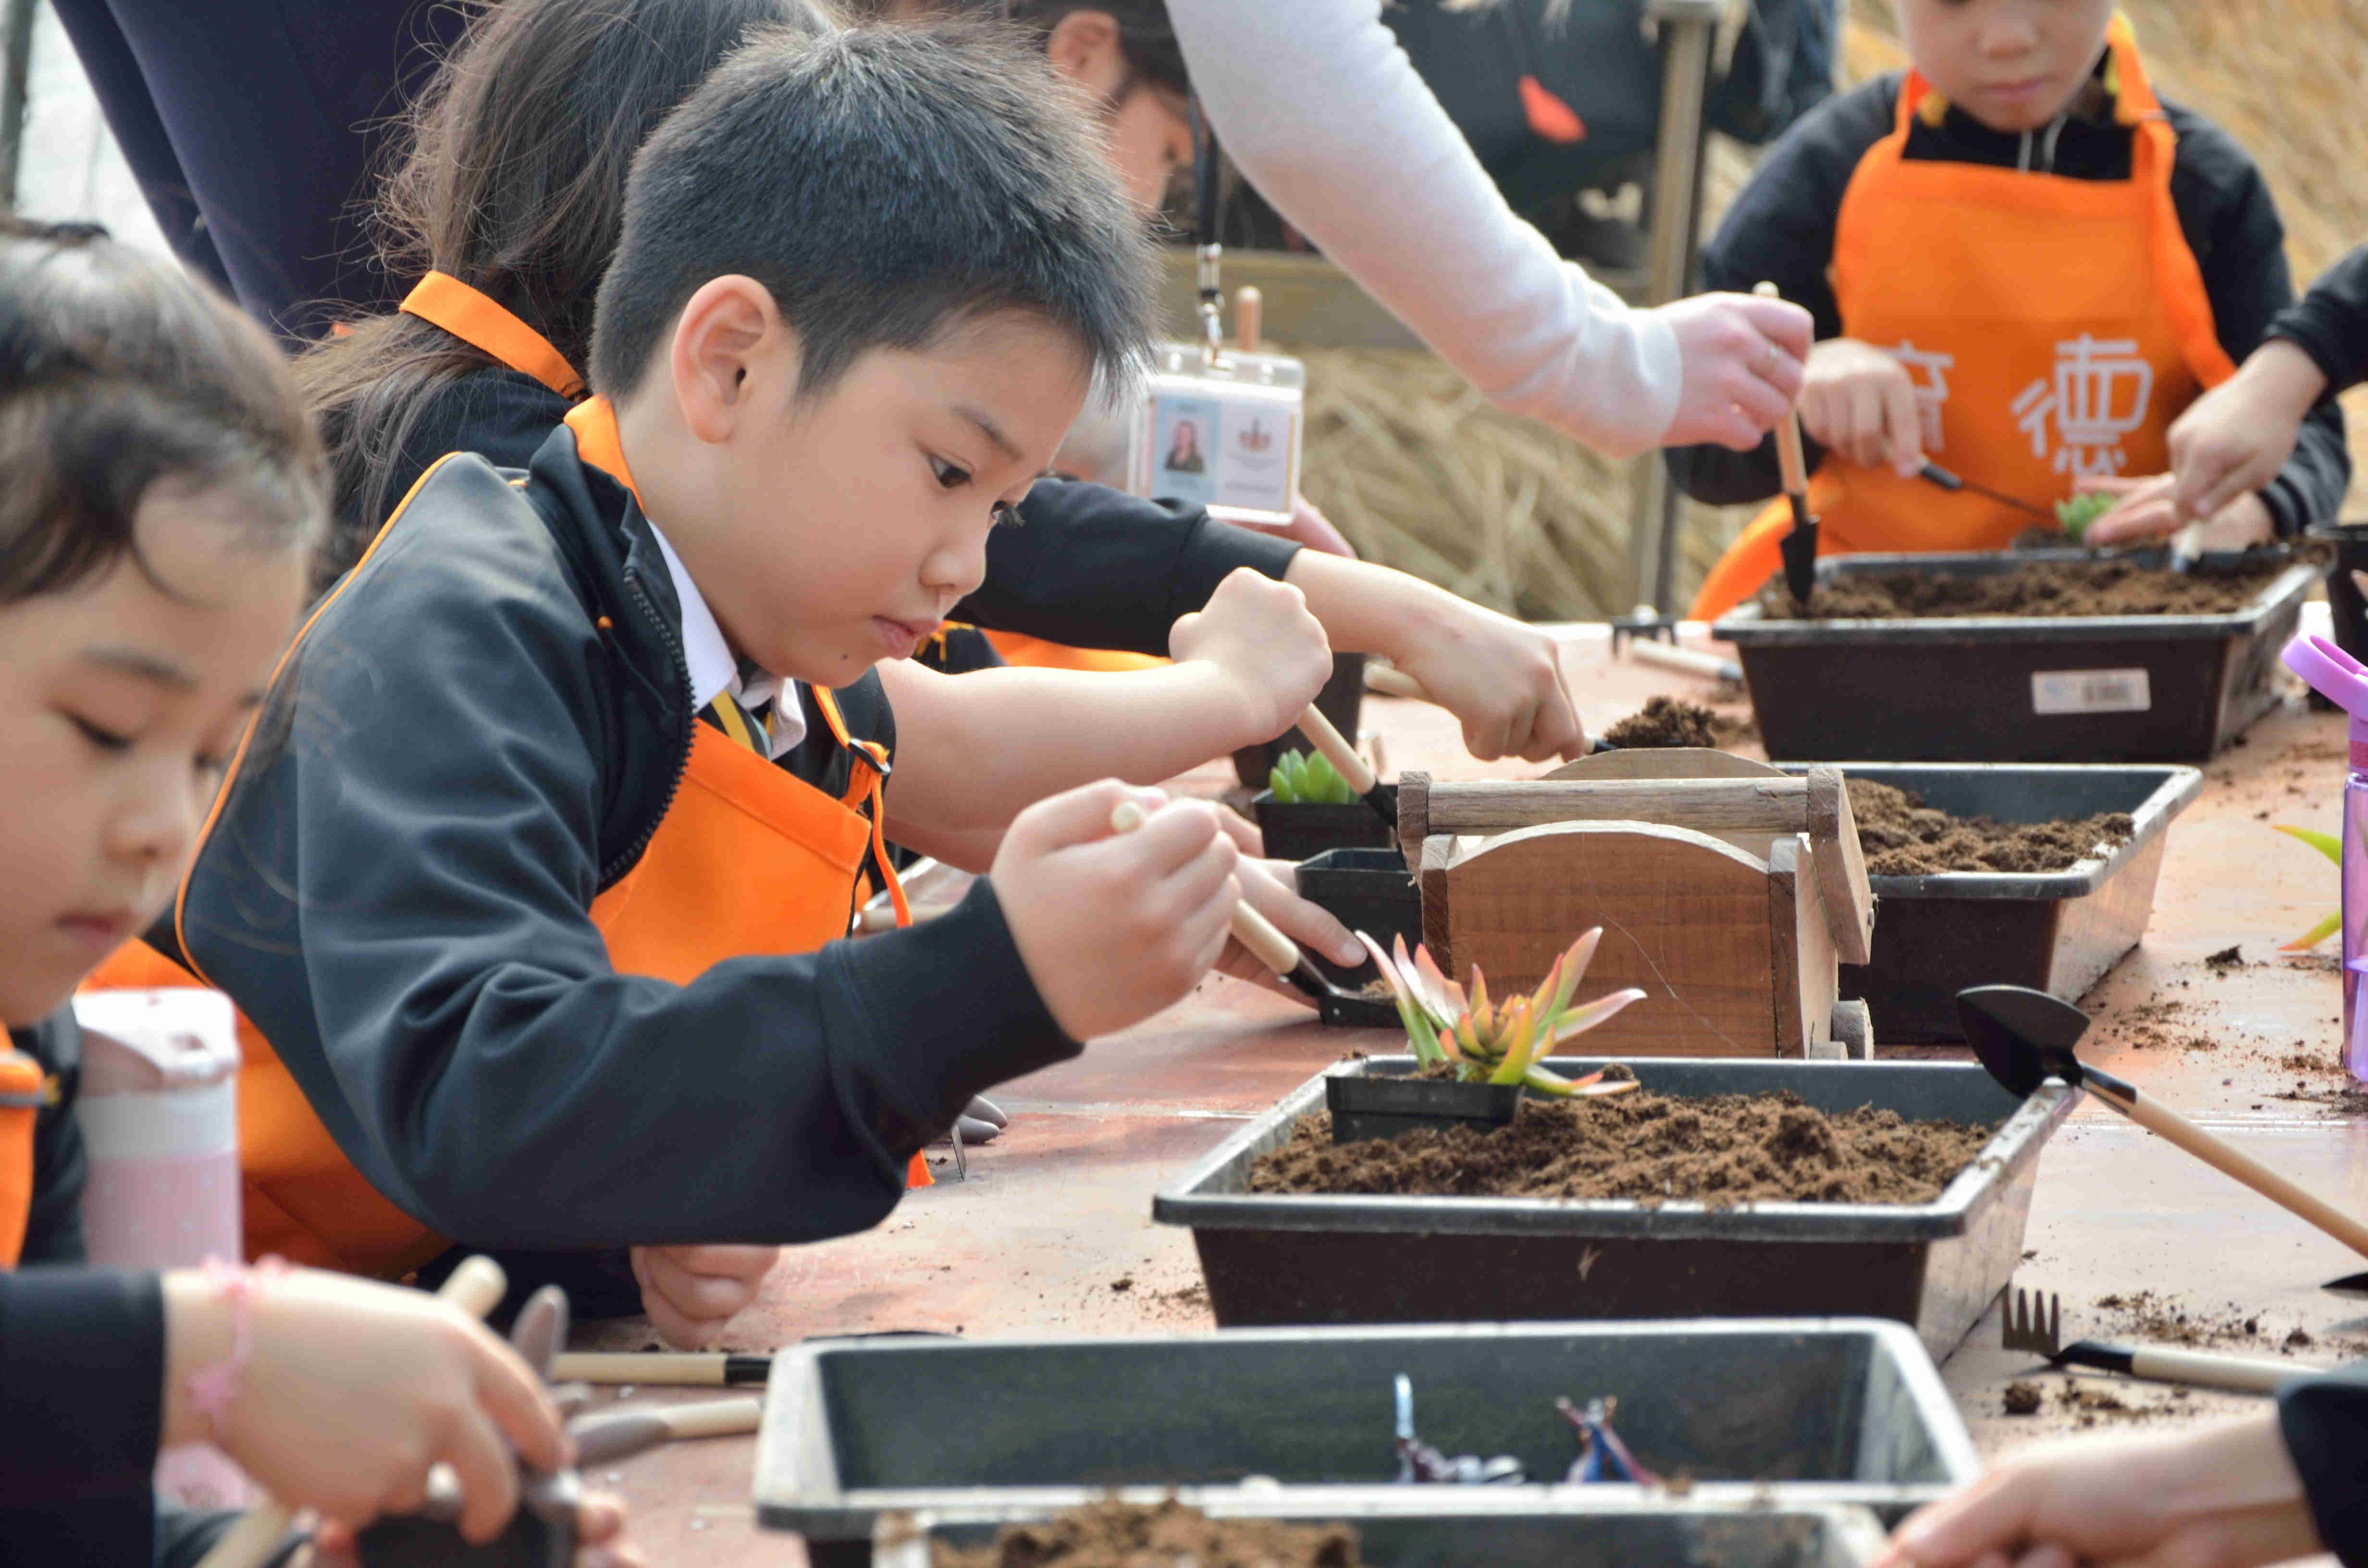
top-left (589, 18), bottom-right (1155, 400)
top-left (0, 217), bottom-right (325, 606)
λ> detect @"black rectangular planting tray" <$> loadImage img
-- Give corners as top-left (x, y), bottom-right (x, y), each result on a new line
top-left (1155, 1057), bottom-right (2072, 1362)
top-left (882, 1502), bottom-right (1888, 1568)
top-left (755, 1319), bottom-right (1973, 1559)
top-left (1778, 763), bottom-right (2201, 1042)
top-left (1714, 550), bottom-right (2315, 761)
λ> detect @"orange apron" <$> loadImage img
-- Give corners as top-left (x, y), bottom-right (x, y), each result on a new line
top-left (1690, 14), bottom-right (2234, 620)
top-left (84, 282), bottom-right (925, 1278)
top-left (0, 1044), bottom-right (50, 1268)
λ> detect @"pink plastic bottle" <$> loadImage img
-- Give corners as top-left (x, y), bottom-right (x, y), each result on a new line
top-left (70, 987), bottom-right (250, 1508)
top-left (2282, 634), bottom-right (2368, 1079)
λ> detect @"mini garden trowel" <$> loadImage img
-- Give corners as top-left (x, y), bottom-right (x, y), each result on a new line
top-left (1958, 984), bottom-right (2368, 1285)
top-left (1294, 701), bottom-right (1396, 829)
top-left (1917, 462), bottom-right (2053, 519)
top-left (1108, 799), bottom-right (1394, 1025)
top-left (1753, 282), bottom-right (1818, 608)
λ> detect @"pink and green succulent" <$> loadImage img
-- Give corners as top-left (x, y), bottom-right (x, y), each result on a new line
top-left (1358, 928), bottom-right (1646, 1097)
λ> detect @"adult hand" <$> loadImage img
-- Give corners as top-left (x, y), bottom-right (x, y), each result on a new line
top-left (1655, 291), bottom-right (1813, 450)
top-left (2166, 338), bottom-right (2327, 525)
top-left (1798, 338), bottom-right (1924, 476)
top-left (1872, 1411), bottom-right (2317, 1568)
top-left (996, 783), bottom-right (1238, 1039)
top-left (1214, 859), bottom-right (1365, 995)
top-left (2079, 474), bottom-right (2275, 551)
top-left (160, 1265), bottom-right (564, 1542)
top-left (629, 1245), bottom-right (778, 1348)
top-left (1281, 493), bottom-right (1358, 558)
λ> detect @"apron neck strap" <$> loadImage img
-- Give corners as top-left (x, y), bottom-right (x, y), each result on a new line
top-left (399, 271), bottom-right (586, 400)
top-left (562, 396), bottom-right (645, 507)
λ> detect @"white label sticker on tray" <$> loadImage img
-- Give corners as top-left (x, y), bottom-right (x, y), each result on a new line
top-left (2031, 667), bottom-right (2152, 715)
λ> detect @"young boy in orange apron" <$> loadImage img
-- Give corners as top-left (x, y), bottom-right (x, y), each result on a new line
top-left (1673, 2), bottom-right (2348, 620)
top-left (155, 24), bottom-right (1337, 1342)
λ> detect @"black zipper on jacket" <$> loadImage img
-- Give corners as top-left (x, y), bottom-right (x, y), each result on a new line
top-left (600, 560), bottom-right (696, 889)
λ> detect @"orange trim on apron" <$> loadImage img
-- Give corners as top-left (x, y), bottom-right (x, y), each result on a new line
top-left (1690, 14), bottom-right (2234, 621)
top-left (982, 630), bottom-right (1166, 674)
top-left (0, 1046), bottom-right (49, 1268)
top-left (399, 271), bottom-right (586, 401)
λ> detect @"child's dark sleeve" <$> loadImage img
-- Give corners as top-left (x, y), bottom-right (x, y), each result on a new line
top-left (957, 479), bottom-right (1300, 654)
top-left (2279, 1364), bottom-right (2368, 1564)
top-left (2270, 243), bottom-right (2368, 399)
top-left (2169, 108), bottom-right (2350, 535)
top-left (1664, 77), bottom-right (1899, 507)
top-left (0, 1268), bottom-right (165, 1506)
top-left (17, 1010), bottom-right (88, 1266)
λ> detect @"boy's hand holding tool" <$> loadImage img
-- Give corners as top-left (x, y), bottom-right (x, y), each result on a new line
top-left (2076, 473), bottom-right (2274, 555)
top-left (1167, 567), bottom-right (1336, 743)
top-left (995, 783), bottom-right (1243, 1040)
top-left (1218, 858), bottom-right (1365, 994)
top-left (628, 1244), bottom-right (779, 1349)
top-left (2167, 338), bottom-right (2329, 529)
top-left (1797, 337), bottom-right (1925, 477)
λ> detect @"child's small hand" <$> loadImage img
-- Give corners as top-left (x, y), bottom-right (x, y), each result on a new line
top-left (1217, 860), bottom-right (1366, 994)
top-left (1385, 605), bottom-right (1583, 762)
top-left (629, 1245), bottom-right (778, 1348)
top-left (1168, 568), bottom-right (1334, 742)
top-left (2166, 338), bottom-right (2327, 524)
top-left (161, 1265), bottom-right (564, 1542)
top-left (2078, 474), bottom-right (2274, 551)
top-left (1798, 338), bottom-right (1924, 477)
top-left (995, 783), bottom-right (1239, 1040)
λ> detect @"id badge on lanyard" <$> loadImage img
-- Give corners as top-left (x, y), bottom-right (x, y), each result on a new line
top-left (1123, 100), bottom-right (1306, 530)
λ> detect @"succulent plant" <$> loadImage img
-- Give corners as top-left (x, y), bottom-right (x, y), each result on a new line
top-left (1359, 928), bottom-right (1646, 1096)
top-left (1268, 748), bottom-right (1357, 805)
top-left (2053, 491), bottom-right (2113, 542)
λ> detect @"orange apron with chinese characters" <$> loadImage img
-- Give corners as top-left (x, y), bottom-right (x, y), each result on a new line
top-left (1690, 15), bottom-right (2233, 620)
top-left (83, 282), bottom-right (924, 1278)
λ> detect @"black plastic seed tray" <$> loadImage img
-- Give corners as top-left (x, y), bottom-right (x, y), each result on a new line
top-left (880, 1502), bottom-right (1889, 1568)
top-left (755, 1319), bottom-right (1973, 1559)
top-left (1777, 763), bottom-right (2201, 1041)
top-left (1154, 1056), bottom-right (2072, 1361)
top-left (1714, 551), bottom-right (2314, 761)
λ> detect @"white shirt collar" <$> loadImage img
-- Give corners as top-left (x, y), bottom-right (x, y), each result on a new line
top-left (645, 520), bottom-right (806, 758)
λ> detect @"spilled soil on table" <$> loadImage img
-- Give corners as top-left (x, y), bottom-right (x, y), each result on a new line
top-left (931, 1499), bottom-right (1361, 1568)
top-left (1601, 695), bottom-right (1755, 750)
top-left (1759, 557), bottom-right (2286, 620)
top-left (1248, 1090), bottom-right (1997, 1206)
top-left (1848, 778), bottom-right (2132, 876)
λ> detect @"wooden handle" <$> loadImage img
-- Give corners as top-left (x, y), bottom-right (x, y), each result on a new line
top-left (1234, 286), bottom-right (1262, 353)
top-left (1110, 800), bottom-right (1304, 979)
top-left (660, 1395), bottom-right (765, 1440)
top-left (1627, 639), bottom-right (1739, 681)
top-left (2115, 1092), bottom-right (2368, 1258)
top-left (1293, 703), bottom-right (1378, 794)
top-left (1364, 663), bottom-right (1430, 702)
top-left (197, 1257), bottom-right (511, 1568)
top-left (2128, 1346), bottom-right (2316, 1396)
top-left (1424, 776), bottom-right (1811, 836)
top-left (549, 1351), bottom-right (743, 1386)
top-left (1753, 282), bottom-right (1810, 497)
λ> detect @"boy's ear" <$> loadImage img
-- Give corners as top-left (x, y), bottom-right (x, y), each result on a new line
top-left (669, 275), bottom-right (792, 445)
top-left (1044, 10), bottom-right (1126, 98)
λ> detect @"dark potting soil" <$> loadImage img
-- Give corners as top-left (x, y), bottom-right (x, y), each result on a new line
top-left (930, 1499), bottom-right (1362, 1568)
top-left (1758, 556), bottom-right (2285, 621)
top-left (1847, 778), bottom-right (2132, 876)
top-left (1248, 1089), bottom-right (1997, 1206)
top-left (1600, 695), bottom-right (1754, 750)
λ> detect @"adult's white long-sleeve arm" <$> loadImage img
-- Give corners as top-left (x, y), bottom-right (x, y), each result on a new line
top-left (1168, 0), bottom-right (1683, 457)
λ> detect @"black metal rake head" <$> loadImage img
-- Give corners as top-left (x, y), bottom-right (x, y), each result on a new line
top-left (2000, 1286), bottom-right (2064, 1358)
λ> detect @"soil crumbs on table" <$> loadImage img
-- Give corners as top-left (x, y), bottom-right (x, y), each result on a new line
top-left (1848, 778), bottom-right (2132, 875)
top-left (1760, 557), bottom-right (2284, 620)
top-left (1249, 1090), bottom-right (1997, 1205)
top-left (931, 1499), bottom-right (1361, 1568)
top-left (1601, 695), bottom-right (1754, 750)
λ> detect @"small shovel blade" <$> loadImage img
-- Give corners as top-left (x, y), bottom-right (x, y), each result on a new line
top-left (2322, 1272), bottom-right (2368, 1299)
top-left (1956, 985), bottom-right (2093, 1098)
top-left (1779, 502), bottom-right (1819, 608)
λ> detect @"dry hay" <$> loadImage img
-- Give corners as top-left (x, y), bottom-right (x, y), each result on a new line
top-left (1296, 1), bottom-right (2368, 620)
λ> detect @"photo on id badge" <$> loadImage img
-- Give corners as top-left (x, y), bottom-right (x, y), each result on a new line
top-left (1149, 392), bottom-right (1296, 517)
top-left (1152, 397), bottom-right (1219, 505)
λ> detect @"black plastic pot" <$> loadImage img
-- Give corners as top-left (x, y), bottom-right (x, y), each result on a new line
top-left (1232, 652), bottom-right (1369, 788)
top-left (1715, 550), bottom-right (2315, 761)
top-left (1325, 1072), bottom-right (1518, 1142)
top-left (1255, 784), bottom-right (1398, 861)
top-left (1296, 846), bottom-right (1420, 990)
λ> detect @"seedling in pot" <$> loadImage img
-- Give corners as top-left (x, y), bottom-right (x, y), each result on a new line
top-left (1359, 929), bottom-right (1646, 1098)
top-left (2053, 491), bottom-right (2113, 543)
top-left (1391, 1374), bottom-right (1524, 1485)
top-left (1268, 748), bottom-right (1357, 806)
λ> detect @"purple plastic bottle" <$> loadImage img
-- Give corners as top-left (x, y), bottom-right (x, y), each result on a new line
top-left (2282, 634), bottom-right (2368, 1078)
